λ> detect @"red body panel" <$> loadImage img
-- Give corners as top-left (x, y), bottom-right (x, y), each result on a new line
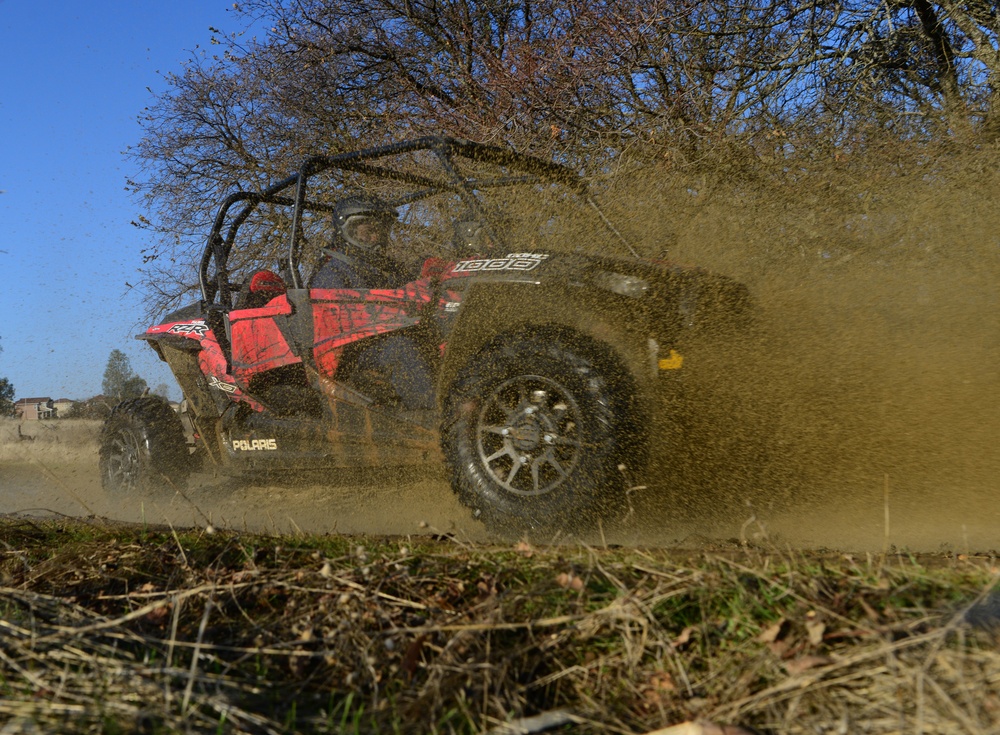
top-left (147, 271), bottom-right (447, 413)
top-left (310, 282), bottom-right (433, 376)
top-left (228, 295), bottom-right (301, 384)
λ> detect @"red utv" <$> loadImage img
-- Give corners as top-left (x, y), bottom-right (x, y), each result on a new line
top-left (100, 136), bottom-right (751, 534)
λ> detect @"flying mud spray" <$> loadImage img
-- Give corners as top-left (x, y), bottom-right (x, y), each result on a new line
top-left (610, 151), bottom-right (1000, 551)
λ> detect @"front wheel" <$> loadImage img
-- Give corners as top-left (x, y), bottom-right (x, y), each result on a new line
top-left (443, 330), bottom-right (636, 536)
top-left (99, 397), bottom-right (191, 496)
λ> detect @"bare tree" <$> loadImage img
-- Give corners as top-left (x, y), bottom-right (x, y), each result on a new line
top-left (816, 1), bottom-right (1000, 142)
top-left (128, 0), bottom-right (1000, 313)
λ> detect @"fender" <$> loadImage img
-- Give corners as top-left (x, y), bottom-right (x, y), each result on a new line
top-left (140, 315), bottom-right (258, 412)
top-left (436, 280), bottom-right (669, 411)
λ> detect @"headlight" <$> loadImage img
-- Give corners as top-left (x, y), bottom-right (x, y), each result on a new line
top-left (594, 271), bottom-right (649, 298)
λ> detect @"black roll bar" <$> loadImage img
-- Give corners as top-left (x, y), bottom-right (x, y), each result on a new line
top-left (199, 135), bottom-right (598, 302)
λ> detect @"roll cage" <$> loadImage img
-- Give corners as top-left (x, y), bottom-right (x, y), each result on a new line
top-left (198, 135), bottom-right (632, 308)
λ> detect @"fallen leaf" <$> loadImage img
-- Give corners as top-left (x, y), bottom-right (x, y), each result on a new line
top-left (642, 721), bottom-right (758, 735)
top-left (143, 603), bottom-right (171, 626)
top-left (805, 619), bottom-right (826, 645)
top-left (555, 572), bottom-right (583, 590)
top-left (672, 625), bottom-right (696, 649)
top-left (486, 709), bottom-right (577, 734)
top-left (642, 721), bottom-right (702, 735)
top-left (756, 618), bottom-right (786, 644)
top-left (400, 634), bottom-right (427, 679)
top-left (766, 639), bottom-right (790, 658)
top-left (477, 577), bottom-right (497, 597)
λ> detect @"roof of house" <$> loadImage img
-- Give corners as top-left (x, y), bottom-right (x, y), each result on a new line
top-left (14, 397), bottom-right (53, 405)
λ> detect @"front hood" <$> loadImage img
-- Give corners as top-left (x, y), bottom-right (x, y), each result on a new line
top-left (440, 249), bottom-right (751, 322)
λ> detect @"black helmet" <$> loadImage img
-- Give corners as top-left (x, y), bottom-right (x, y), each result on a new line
top-left (333, 196), bottom-right (397, 251)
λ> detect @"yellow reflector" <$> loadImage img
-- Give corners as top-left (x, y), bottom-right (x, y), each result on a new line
top-left (658, 350), bottom-right (684, 370)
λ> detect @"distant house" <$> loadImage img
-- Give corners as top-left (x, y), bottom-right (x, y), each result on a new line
top-left (52, 398), bottom-right (75, 417)
top-left (14, 397), bottom-right (55, 420)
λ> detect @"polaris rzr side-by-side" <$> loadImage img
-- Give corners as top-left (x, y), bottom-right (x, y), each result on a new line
top-left (100, 136), bottom-right (751, 534)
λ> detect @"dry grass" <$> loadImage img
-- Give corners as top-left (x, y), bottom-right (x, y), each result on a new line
top-left (1, 518), bottom-right (999, 734)
top-left (0, 419), bottom-right (101, 464)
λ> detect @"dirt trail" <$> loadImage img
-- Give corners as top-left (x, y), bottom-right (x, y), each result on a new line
top-left (0, 458), bottom-right (486, 540)
top-left (1, 447), bottom-right (996, 551)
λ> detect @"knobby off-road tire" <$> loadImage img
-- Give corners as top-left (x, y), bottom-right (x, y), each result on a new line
top-left (443, 330), bottom-right (635, 536)
top-left (99, 397), bottom-right (191, 496)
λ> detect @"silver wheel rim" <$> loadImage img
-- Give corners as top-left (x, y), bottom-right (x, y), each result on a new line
top-left (475, 374), bottom-right (584, 497)
top-left (105, 429), bottom-right (142, 493)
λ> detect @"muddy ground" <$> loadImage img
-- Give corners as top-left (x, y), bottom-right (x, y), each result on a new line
top-left (1, 426), bottom-right (996, 552)
top-left (0, 450), bottom-right (484, 539)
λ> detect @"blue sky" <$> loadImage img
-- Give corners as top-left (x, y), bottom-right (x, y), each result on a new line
top-left (0, 2), bottom-right (243, 401)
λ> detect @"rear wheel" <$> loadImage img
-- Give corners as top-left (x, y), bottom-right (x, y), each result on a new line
top-left (99, 397), bottom-right (191, 496)
top-left (443, 329), bottom-right (636, 536)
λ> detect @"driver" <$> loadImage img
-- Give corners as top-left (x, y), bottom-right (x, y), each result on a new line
top-left (309, 196), bottom-right (409, 290)
top-left (309, 195), bottom-right (434, 411)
